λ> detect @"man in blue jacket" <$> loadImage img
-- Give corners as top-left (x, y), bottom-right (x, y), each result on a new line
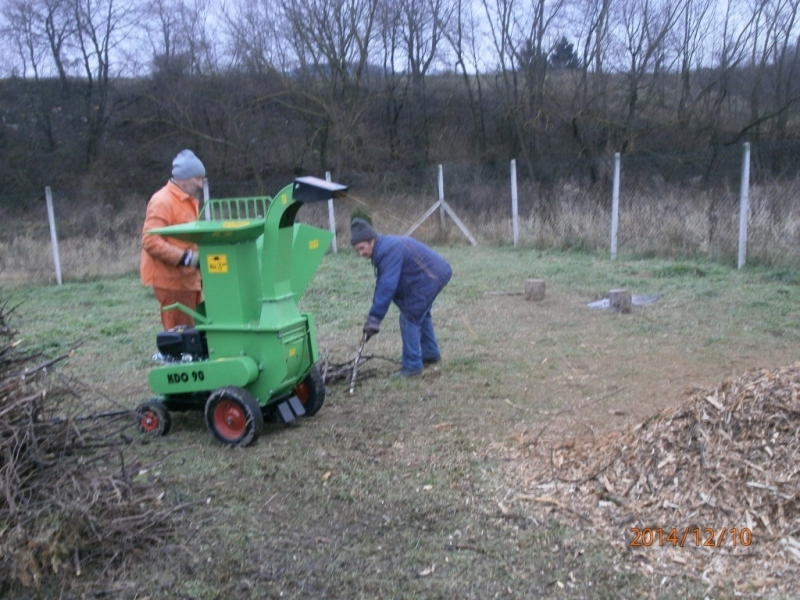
top-left (351, 218), bottom-right (452, 377)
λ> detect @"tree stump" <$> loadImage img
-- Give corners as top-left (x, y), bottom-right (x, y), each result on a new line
top-left (525, 279), bottom-right (545, 301)
top-left (609, 289), bottom-right (632, 313)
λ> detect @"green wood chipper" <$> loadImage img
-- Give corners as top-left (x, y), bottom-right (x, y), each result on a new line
top-left (135, 176), bottom-right (346, 446)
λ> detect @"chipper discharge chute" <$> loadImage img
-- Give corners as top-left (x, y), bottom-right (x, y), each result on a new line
top-left (135, 176), bottom-right (347, 446)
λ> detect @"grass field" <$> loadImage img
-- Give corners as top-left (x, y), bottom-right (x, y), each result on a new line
top-left (5, 246), bottom-right (800, 599)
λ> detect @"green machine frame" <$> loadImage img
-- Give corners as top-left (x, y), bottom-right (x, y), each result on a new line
top-left (138, 176), bottom-right (346, 445)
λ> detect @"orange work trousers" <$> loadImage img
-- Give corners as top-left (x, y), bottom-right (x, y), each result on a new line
top-left (153, 287), bottom-right (202, 330)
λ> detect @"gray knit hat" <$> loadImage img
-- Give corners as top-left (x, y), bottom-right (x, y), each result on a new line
top-left (350, 218), bottom-right (377, 245)
top-left (172, 149), bottom-right (206, 179)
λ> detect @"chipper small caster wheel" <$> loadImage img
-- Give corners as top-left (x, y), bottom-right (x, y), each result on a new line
top-left (265, 365), bottom-right (327, 423)
top-left (136, 400), bottom-right (172, 436)
top-left (295, 364), bottom-right (326, 416)
top-left (205, 386), bottom-right (264, 447)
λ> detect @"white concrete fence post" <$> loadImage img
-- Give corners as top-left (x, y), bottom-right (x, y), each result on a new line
top-left (738, 142), bottom-right (751, 269)
top-left (437, 165), bottom-right (445, 232)
top-left (325, 171), bottom-right (338, 253)
top-left (611, 152), bottom-right (621, 260)
top-left (511, 159), bottom-right (519, 247)
top-left (45, 186), bottom-right (63, 286)
top-left (203, 177), bottom-right (210, 220)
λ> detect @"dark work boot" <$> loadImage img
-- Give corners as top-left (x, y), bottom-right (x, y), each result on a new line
top-left (390, 368), bottom-right (422, 378)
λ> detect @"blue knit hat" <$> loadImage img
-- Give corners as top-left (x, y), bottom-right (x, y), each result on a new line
top-left (172, 149), bottom-right (205, 179)
top-left (350, 218), bottom-right (377, 245)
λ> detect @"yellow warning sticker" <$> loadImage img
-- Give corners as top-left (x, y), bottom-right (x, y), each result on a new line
top-left (222, 220), bottom-right (250, 228)
top-left (281, 194), bottom-right (288, 204)
top-left (309, 239), bottom-right (319, 250)
top-left (207, 254), bottom-right (228, 274)
top-left (288, 348), bottom-right (297, 357)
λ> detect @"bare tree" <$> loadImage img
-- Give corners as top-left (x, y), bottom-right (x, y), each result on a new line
top-left (617, 0), bottom-right (685, 150)
top-left (222, 0), bottom-right (288, 75)
top-left (513, 0), bottom-right (566, 161)
top-left (576, 0), bottom-right (612, 93)
top-left (68, 0), bottom-right (138, 163)
top-left (440, 0), bottom-right (487, 155)
top-left (672, 0), bottom-right (714, 128)
top-left (397, 0), bottom-right (449, 162)
top-left (401, 0), bottom-right (446, 85)
top-left (1, 0), bottom-right (72, 81)
top-left (280, 0), bottom-right (380, 175)
top-left (143, 0), bottom-right (186, 75)
top-left (143, 0), bottom-right (220, 76)
top-left (376, 0), bottom-right (410, 159)
top-left (697, 0), bottom-right (753, 149)
top-left (769, 0), bottom-right (800, 141)
top-left (745, 0), bottom-right (800, 142)
top-left (1, 0), bottom-right (137, 164)
top-left (1, 0), bottom-right (60, 152)
top-left (481, 0), bottom-right (524, 161)
top-left (564, 0), bottom-right (616, 182)
top-left (481, 0), bottom-right (565, 172)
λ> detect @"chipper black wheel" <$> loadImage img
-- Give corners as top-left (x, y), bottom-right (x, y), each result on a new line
top-left (295, 364), bottom-right (326, 417)
top-left (205, 387), bottom-right (264, 447)
top-left (136, 400), bottom-right (171, 436)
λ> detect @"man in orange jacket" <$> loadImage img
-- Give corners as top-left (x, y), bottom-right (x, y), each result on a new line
top-left (140, 149), bottom-right (205, 330)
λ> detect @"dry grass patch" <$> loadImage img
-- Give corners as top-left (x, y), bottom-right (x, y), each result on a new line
top-left (4, 177), bottom-right (800, 288)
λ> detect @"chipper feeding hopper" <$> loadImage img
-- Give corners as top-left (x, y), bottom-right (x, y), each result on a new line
top-left (135, 176), bottom-right (347, 446)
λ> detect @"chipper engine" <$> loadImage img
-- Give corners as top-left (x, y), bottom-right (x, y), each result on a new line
top-left (135, 176), bottom-right (346, 446)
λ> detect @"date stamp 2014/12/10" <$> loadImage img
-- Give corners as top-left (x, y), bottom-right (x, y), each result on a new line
top-left (630, 527), bottom-right (753, 548)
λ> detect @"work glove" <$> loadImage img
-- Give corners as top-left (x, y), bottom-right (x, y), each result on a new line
top-left (363, 315), bottom-right (381, 341)
top-left (179, 250), bottom-right (200, 269)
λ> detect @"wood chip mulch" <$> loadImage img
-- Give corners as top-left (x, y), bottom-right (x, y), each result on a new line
top-left (502, 362), bottom-right (800, 597)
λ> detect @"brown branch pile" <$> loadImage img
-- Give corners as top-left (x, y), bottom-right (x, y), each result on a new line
top-left (318, 350), bottom-right (400, 385)
top-left (505, 363), bottom-right (800, 595)
top-left (0, 299), bottom-right (185, 590)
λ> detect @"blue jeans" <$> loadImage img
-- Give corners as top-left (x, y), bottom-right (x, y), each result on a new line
top-left (399, 306), bottom-right (440, 372)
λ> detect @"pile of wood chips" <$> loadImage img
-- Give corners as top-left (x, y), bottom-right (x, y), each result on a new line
top-left (505, 363), bottom-right (800, 597)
